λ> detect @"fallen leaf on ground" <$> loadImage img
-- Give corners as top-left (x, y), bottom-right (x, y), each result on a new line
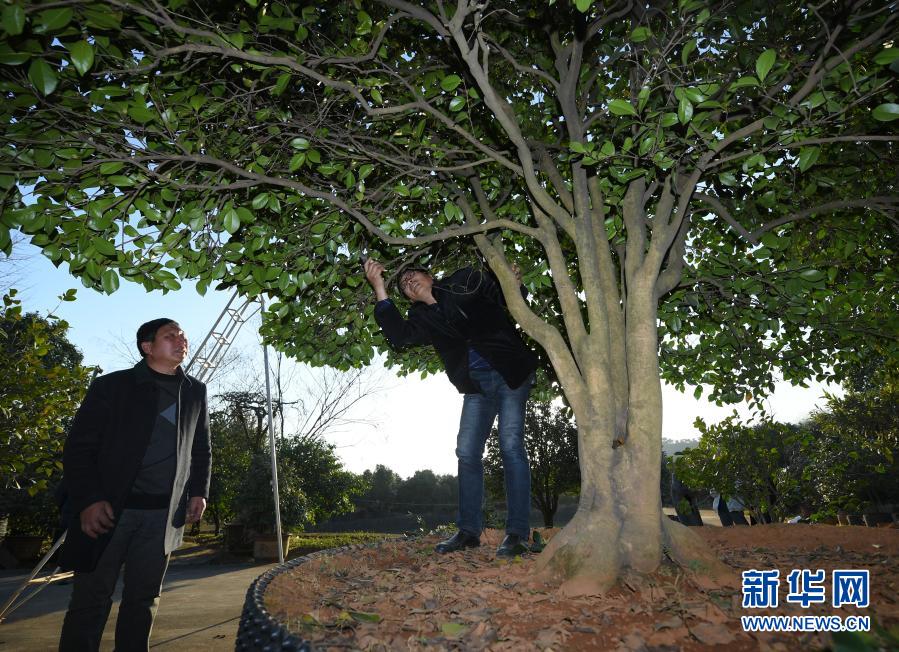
top-left (440, 622), bottom-right (467, 637)
top-left (691, 622), bottom-right (735, 645)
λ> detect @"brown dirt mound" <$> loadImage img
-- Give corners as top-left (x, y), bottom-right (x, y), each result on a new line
top-left (264, 525), bottom-right (898, 650)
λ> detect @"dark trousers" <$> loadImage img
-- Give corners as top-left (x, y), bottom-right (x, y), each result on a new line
top-left (717, 497), bottom-right (749, 526)
top-left (59, 508), bottom-right (170, 652)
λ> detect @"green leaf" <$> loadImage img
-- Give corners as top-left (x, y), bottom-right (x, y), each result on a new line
top-left (35, 8), bottom-right (73, 33)
top-left (873, 48), bottom-right (899, 66)
top-left (226, 32), bottom-right (245, 49)
top-left (681, 38), bottom-right (697, 66)
top-left (356, 10), bottom-right (373, 35)
top-left (638, 135), bottom-right (656, 156)
top-left (348, 610), bottom-right (381, 623)
top-left (440, 75), bottom-right (462, 92)
top-left (128, 104), bottom-right (156, 124)
top-left (101, 269), bottom-right (120, 294)
top-left (223, 208), bottom-right (240, 233)
top-left (755, 49), bottom-right (776, 82)
top-left (68, 41), bottom-right (95, 76)
top-left (370, 88), bottom-right (383, 104)
top-left (288, 152), bottom-right (305, 172)
top-left (0, 49), bottom-right (30, 65)
top-left (2, 4), bottom-right (25, 36)
top-left (797, 146), bottom-right (820, 172)
top-left (660, 112), bottom-right (679, 127)
top-left (0, 227), bottom-right (11, 256)
top-left (871, 103), bottom-right (899, 122)
top-left (630, 27), bottom-right (652, 43)
top-left (448, 95), bottom-right (466, 111)
top-left (599, 140), bottom-right (615, 156)
top-left (440, 622), bottom-right (467, 636)
top-left (800, 269), bottom-right (824, 282)
top-left (28, 59), bottom-right (58, 96)
top-left (607, 99), bottom-right (637, 116)
top-left (575, 0), bottom-right (592, 11)
top-left (92, 237), bottom-right (117, 257)
top-left (358, 164), bottom-right (374, 180)
top-left (252, 193), bottom-right (269, 210)
top-left (693, 385), bottom-right (703, 399)
top-left (569, 141), bottom-right (587, 154)
top-left (272, 73), bottom-right (290, 96)
top-left (678, 96), bottom-right (693, 124)
top-left (99, 162), bottom-right (124, 175)
top-left (290, 137), bottom-right (310, 150)
top-left (730, 76), bottom-right (759, 90)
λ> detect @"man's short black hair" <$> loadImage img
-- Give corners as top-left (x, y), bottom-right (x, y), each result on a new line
top-left (395, 266), bottom-right (430, 295)
top-left (136, 318), bottom-right (176, 358)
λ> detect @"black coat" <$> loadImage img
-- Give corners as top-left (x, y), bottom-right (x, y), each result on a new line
top-left (374, 267), bottom-right (538, 393)
top-left (60, 360), bottom-right (211, 572)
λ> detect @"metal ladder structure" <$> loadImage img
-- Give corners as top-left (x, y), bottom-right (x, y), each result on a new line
top-left (1, 290), bottom-right (285, 623)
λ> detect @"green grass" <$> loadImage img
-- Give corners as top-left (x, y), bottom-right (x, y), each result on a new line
top-left (286, 531), bottom-right (399, 557)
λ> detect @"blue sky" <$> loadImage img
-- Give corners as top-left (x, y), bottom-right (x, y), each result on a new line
top-left (9, 239), bottom-right (841, 478)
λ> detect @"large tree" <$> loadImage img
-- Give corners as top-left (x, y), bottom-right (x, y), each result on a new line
top-left (1, 1), bottom-right (897, 592)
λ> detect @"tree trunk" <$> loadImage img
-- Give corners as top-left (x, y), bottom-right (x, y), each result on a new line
top-left (534, 296), bottom-right (729, 595)
top-left (542, 507), bottom-right (554, 528)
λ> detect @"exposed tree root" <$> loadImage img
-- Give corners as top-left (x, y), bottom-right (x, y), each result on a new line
top-left (534, 509), bottom-right (621, 596)
top-left (534, 511), bottom-right (737, 596)
top-left (662, 518), bottom-right (737, 589)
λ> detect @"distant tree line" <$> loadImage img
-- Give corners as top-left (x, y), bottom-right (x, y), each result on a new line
top-left (352, 466), bottom-right (458, 515)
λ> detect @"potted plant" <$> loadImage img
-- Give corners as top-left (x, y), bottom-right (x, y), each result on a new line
top-left (232, 454), bottom-right (309, 560)
top-left (1, 487), bottom-right (59, 563)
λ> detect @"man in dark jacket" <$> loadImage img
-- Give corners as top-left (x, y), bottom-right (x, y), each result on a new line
top-left (364, 259), bottom-right (538, 558)
top-left (58, 318), bottom-right (211, 652)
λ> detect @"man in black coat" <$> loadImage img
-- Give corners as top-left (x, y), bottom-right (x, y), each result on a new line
top-left (364, 259), bottom-right (538, 558)
top-left (58, 318), bottom-right (211, 652)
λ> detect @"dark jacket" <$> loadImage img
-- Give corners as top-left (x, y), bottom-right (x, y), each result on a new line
top-left (60, 360), bottom-right (211, 572)
top-left (374, 267), bottom-right (538, 394)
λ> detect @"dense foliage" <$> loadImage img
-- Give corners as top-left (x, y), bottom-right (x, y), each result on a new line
top-left (0, 1), bottom-right (893, 399)
top-left (0, 293), bottom-right (92, 535)
top-left (206, 392), bottom-right (363, 534)
top-left (674, 376), bottom-right (899, 520)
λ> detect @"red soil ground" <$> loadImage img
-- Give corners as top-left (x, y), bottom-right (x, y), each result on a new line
top-left (265, 524), bottom-right (898, 650)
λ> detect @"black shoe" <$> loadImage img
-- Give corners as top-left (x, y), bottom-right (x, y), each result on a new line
top-left (496, 533), bottom-right (529, 559)
top-left (434, 530), bottom-right (480, 554)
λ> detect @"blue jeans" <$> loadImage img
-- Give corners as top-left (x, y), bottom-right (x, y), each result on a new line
top-left (456, 368), bottom-right (533, 537)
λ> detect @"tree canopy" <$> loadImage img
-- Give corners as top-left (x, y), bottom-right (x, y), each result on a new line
top-left (0, 0), bottom-right (895, 399)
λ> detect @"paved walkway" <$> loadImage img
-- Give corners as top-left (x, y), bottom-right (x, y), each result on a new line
top-left (0, 559), bottom-right (274, 651)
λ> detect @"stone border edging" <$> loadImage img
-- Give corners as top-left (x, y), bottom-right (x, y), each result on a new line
top-left (235, 540), bottom-right (403, 651)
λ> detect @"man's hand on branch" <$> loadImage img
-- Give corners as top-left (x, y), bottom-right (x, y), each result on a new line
top-left (364, 258), bottom-right (389, 301)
